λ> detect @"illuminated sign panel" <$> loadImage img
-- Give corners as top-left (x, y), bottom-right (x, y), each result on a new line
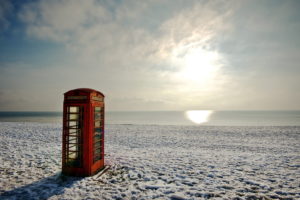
top-left (92, 96), bottom-right (103, 102)
top-left (67, 96), bottom-right (87, 100)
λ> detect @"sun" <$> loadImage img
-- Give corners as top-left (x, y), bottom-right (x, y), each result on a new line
top-left (181, 48), bottom-right (218, 81)
top-left (181, 48), bottom-right (220, 83)
top-left (180, 48), bottom-right (219, 83)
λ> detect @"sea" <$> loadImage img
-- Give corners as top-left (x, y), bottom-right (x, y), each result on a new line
top-left (0, 111), bottom-right (299, 126)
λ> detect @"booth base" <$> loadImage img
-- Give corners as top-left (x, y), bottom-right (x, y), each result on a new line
top-left (93, 165), bottom-right (111, 180)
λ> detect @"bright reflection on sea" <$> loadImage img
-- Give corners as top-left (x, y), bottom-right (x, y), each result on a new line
top-left (185, 110), bottom-right (213, 125)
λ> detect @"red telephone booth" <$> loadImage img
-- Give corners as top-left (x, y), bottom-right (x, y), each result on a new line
top-left (62, 88), bottom-right (105, 176)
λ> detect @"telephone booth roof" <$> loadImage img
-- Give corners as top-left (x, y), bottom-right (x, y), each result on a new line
top-left (64, 88), bottom-right (105, 97)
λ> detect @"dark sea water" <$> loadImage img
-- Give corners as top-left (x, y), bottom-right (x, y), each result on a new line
top-left (0, 111), bottom-right (299, 126)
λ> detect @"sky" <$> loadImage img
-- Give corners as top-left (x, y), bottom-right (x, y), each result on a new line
top-left (0, 0), bottom-right (299, 111)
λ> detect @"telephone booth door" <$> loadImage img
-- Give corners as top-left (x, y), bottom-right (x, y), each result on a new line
top-left (64, 105), bottom-right (84, 168)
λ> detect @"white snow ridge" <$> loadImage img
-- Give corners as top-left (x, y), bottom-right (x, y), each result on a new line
top-left (0, 122), bottom-right (300, 199)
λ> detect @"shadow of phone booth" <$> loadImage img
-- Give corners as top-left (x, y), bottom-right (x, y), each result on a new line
top-left (62, 88), bottom-right (105, 176)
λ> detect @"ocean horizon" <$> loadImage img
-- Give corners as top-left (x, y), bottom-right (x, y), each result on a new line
top-left (0, 110), bottom-right (299, 126)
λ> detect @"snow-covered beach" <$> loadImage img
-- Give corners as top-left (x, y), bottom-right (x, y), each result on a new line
top-left (0, 122), bottom-right (299, 200)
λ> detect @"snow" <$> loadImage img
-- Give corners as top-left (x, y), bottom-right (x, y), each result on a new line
top-left (0, 122), bottom-right (300, 199)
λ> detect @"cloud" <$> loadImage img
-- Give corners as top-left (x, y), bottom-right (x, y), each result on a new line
top-left (14, 0), bottom-right (240, 110)
top-left (0, 0), bottom-right (13, 31)
top-left (19, 0), bottom-right (103, 41)
top-left (218, 0), bottom-right (300, 71)
top-left (19, 0), bottom-right (232, 65)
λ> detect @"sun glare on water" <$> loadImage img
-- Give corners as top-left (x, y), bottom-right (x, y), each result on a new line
top-left (185, 110), bottom-right (213, 124)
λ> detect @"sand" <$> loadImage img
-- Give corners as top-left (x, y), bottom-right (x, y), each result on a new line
top-left (0, 122), bottom-right (299, 199)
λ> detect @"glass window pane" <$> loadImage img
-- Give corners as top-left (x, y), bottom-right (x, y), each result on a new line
top-left (69, 129), bottom-right (78, 133)
top-left (95, 107), bottom-right (101, 112)
top-left (69, 129), bottom-right (80, 136)
top-left (95, 128), bottom-right (102, 133)
top-left (68, 121), bottom-right (78, 128)
top-left (94, 143), bottom-right (101, 149)
top-left (69, 145), bottom-right (78, 152)
top-left (95, 148), bottom-right (102, 154)
top-left (94, 134), bottom-right (102, 141)
top-left (69, 114), bottom-right (79, 120)
top-left (93, 156), bottom-right (101, 162)
top-left (69, 106), bottom-right (79, 113)
top-left (68, 152), bottom-right (77, 159)
top-left (68, 137), bottom-right (77, 144)
top-left (95, 113), bottom-right (101, 120)
top-left (95, 121), bottom-right (101, 127)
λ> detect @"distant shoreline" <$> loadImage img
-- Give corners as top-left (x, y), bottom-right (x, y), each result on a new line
top-left (0, 111), bottom-right (299, 126)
